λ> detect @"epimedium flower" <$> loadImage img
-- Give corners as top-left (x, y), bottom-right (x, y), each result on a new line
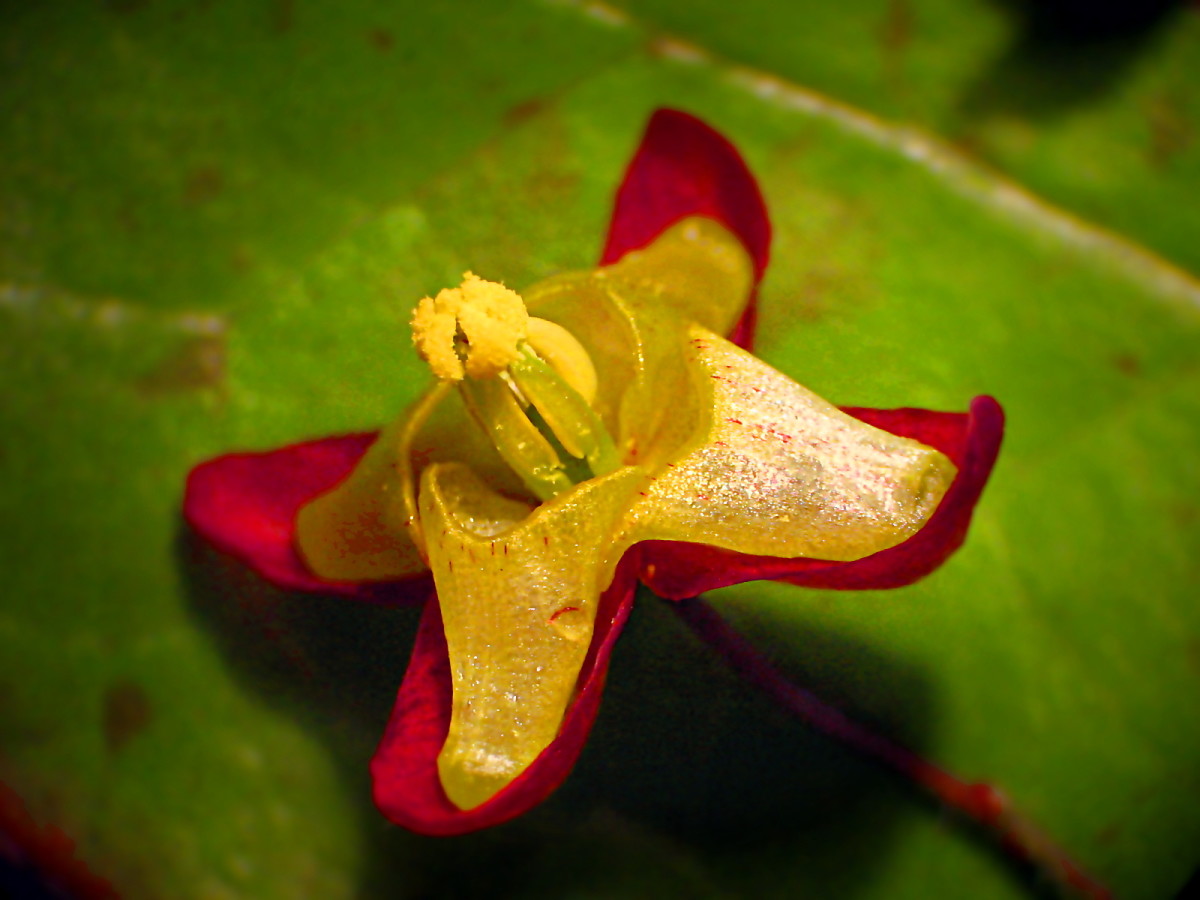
top-left (184, 109), bottom-right (1004, 837)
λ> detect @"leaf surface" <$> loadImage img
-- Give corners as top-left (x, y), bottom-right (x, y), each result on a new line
top-left (2, 2), bottom-right (1198, 898)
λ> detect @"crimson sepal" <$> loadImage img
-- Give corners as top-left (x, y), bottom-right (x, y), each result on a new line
top-left (370, 555), bottom-right (640, 835)
top-left (638, 395), bottom-right (1005, 598)
top-left (183, 433), bottom-right (425, 605)
top-left (600, 108), bottom-right (771, 349)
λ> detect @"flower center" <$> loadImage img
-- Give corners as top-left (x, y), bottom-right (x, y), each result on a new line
top-left (411, 273), bottom-right (619, 501)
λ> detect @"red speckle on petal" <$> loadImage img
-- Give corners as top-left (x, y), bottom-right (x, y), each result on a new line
top-left (641, 397), bottom-right (1005, 598)
top-left (548, 606), bottom-right (581, 624)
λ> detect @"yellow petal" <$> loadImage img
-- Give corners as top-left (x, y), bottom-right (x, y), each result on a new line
top-left (296, 362), bottom-right (548, 583)
top-left (295, 414), bottom-right (428, 582)
top-left (420, 461), bottom-right (644, 810)
top-left (619, 325), bottom-right (957, 561)
top-left (606, 217), bottom-right (754, 337)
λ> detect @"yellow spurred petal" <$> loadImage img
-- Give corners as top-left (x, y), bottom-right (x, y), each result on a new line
top-left (619, 325), bottom-right (957, 561)
top-left (420, 462), bottom-right (643, 810)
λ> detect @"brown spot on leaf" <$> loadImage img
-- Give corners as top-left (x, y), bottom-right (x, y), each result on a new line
top-left (879, 0), bottom-right (914, 95)
top-left (229, 244), bottom-right (254, 273)
top-left (503, 97), bottom-right (549, 128)
top-left (103, 0), bottom-right (150, 14)
top-left (1185, 638), bottom-right (1200, 680)
top-left (170, 0), bottom-right (216, 23)
top-left (0, 681), bottom-right (17, 735)
top-left (791, 265), bottom-right (858, 322)
top-left (136, 333), bottom-right (227, 395)
top-left (1112, 353), bottom-right (1141, 376)
top-left (1093, 820), bottom-right (1121, 846)
top-left (272, 0), bottom-right (294, 33)
top-left (116, 201), bottom-right (139, 234)
top-left (103, 681), bottom-right (153, 753)
top-left (880, 0), bottom-right (913, 54)
top-left (524, 168), bottom-right (580, 208)
top-left (367, 28), bottom-right (394, 52)
top-left (1146, 92), bottom-right (1192, 168)
top-left (1173, 503), bottom-right (1198, 529)
top-left (183, 166), bottom-right (224, 205)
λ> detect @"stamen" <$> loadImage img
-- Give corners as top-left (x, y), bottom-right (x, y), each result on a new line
top-left (410, 274), bottom-right (619, 501)
top-left (411, 272), bottom-right (528, 381)
top-left (525, 317), bottom-right (597, 404)
top-left (507, 347), bottom-right (618, 479)
top-left (460, 375), bottom-right (575, 502)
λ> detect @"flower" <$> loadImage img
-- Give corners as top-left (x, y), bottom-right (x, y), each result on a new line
top-left (184, 109), bottom-right (1004, 836)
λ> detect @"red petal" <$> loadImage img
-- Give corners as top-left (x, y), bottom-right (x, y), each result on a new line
top-left (183, 433), bottom-right (425, 604)
top-left (370, 554), bottom-right (641, 835)
top-left (639, 396), bottom-right (1005, 597)
top-left (600, 108), bottom-right (771, 349)
top-left (0, 781), bottom-right (120, 900)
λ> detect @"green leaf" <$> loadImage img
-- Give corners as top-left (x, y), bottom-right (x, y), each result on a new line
top-left (608, 0), bottom-right (1200, 278)
top-left (2, 2), bottom-right (1197, 898)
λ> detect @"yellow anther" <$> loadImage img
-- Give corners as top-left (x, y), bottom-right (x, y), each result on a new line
top-left (411, 272), bottom-right (528, 382)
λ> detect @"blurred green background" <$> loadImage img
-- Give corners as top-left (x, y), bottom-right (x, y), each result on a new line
top-left (2, 1), bottom-right (1199, 897)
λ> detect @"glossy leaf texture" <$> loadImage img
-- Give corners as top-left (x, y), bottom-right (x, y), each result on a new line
top-left (2, 2), bottom-right (1198, 899)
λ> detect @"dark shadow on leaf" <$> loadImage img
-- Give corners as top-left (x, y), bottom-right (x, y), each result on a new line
top-left (956, 0), bottom-right (1188, 126)
top-left (553, 589), bottom-right (937, 896)
top-left (175, 524), bottom-right (419, 740)
top-left (646, 589), bottom-right (1072, 900)
top-left (177, 523), bottom-right (1038, 897)
top-left (176, 524), bottom-right (428, 896)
